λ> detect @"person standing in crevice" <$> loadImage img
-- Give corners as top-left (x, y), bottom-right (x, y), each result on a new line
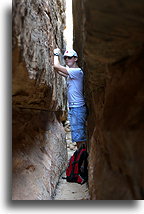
top-left (53, 48), bottom-right (88, 149)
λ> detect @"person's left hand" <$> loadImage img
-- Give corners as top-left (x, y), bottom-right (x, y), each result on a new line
top-left (54, 48), bottom-right (60, 55)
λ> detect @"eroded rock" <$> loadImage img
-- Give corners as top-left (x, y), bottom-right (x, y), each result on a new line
top-left (12, 0), bottom-right (67, 200)
top-left (73, 0), bottom-right (144, 199)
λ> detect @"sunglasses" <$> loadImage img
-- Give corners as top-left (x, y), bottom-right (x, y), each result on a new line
top-left (64, 56), bottom-right (74, 60)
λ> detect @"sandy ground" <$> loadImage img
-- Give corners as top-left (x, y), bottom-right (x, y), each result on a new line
top-left (53, 149), bottom-right (90, 200)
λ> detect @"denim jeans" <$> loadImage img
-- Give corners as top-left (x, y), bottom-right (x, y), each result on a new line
top-left (68, 105), bottom-right (87, 142)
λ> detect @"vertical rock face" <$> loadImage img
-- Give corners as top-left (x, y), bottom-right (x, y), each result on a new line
top-left (73, 0), bottom-right (144, 199)
top-left (12, 0), bottom-right (67, 200)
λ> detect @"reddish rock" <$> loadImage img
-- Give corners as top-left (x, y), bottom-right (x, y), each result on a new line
top-left (73, 0), bottom-right (144, 199)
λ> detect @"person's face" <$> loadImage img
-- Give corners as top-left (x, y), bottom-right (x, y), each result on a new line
top-left (64, 56), bottom-right (77, 67)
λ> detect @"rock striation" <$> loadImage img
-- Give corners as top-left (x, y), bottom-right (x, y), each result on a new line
top-left (73, 0), bottom-right (144, 199)
top-left (12, 0), bottom-right (67, 200)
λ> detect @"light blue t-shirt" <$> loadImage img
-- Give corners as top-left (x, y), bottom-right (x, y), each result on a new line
top-left (66, 67), bottom-right (85, 107)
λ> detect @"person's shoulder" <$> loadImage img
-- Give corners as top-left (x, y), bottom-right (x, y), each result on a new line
top-left (66, 67), bottom-right (83, 78)
top-left (77, 68), bottom-right (83, 75)
top-left (70, 67), bottom-right (83, 72)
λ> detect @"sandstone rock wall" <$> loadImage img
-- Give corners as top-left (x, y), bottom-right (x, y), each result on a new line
top-left (73, 0), bottom-right (144, 199)
top-left (12, 0), bottom-right (67, 200)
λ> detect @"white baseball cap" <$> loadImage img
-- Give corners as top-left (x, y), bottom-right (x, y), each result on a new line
top-left (63, 49), bottom-right (78, 57)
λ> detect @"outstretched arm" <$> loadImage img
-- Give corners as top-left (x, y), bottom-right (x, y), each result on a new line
top-left (54, 48), bottom-right (68, 77)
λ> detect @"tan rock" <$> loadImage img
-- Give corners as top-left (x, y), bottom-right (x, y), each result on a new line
top-left (12, 0), bottom-right (67, 200)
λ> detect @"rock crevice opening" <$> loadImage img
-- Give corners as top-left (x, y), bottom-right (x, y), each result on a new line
top-left (12, 0), bottom-right (144, 200)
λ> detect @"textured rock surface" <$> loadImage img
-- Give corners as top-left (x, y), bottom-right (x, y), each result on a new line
top-left (73, 0), bottom-right (144, 199)
top-left (12, 0), bottom-right (66, 111)
top-left (12, 0), bottom-right (67, 200)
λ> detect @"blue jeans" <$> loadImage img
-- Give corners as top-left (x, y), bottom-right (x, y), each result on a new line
top-left (68, 105), bottom-right (87, 142)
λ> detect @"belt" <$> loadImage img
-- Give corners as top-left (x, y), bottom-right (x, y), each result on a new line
top-left (69, 104), bottom-right (86, 110)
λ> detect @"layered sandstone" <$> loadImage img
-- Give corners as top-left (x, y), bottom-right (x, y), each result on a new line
top-left (12, 0), bottom-right (67, 200)
top-left (73, 0), bottom-right (144, 199)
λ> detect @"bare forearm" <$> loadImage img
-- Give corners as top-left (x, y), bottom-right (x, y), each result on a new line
top-left (53, 52), bottom-right (68, 76)
top-left (54, 58), bottom-right (67, 77)
top-left (54, 55), bottom-right (60, 67)
top-left (57, 70), bottom-right (67, 77)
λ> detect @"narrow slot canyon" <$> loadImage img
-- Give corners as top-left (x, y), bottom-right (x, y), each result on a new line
top-left (12, 0), bottom-right (144, 200)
